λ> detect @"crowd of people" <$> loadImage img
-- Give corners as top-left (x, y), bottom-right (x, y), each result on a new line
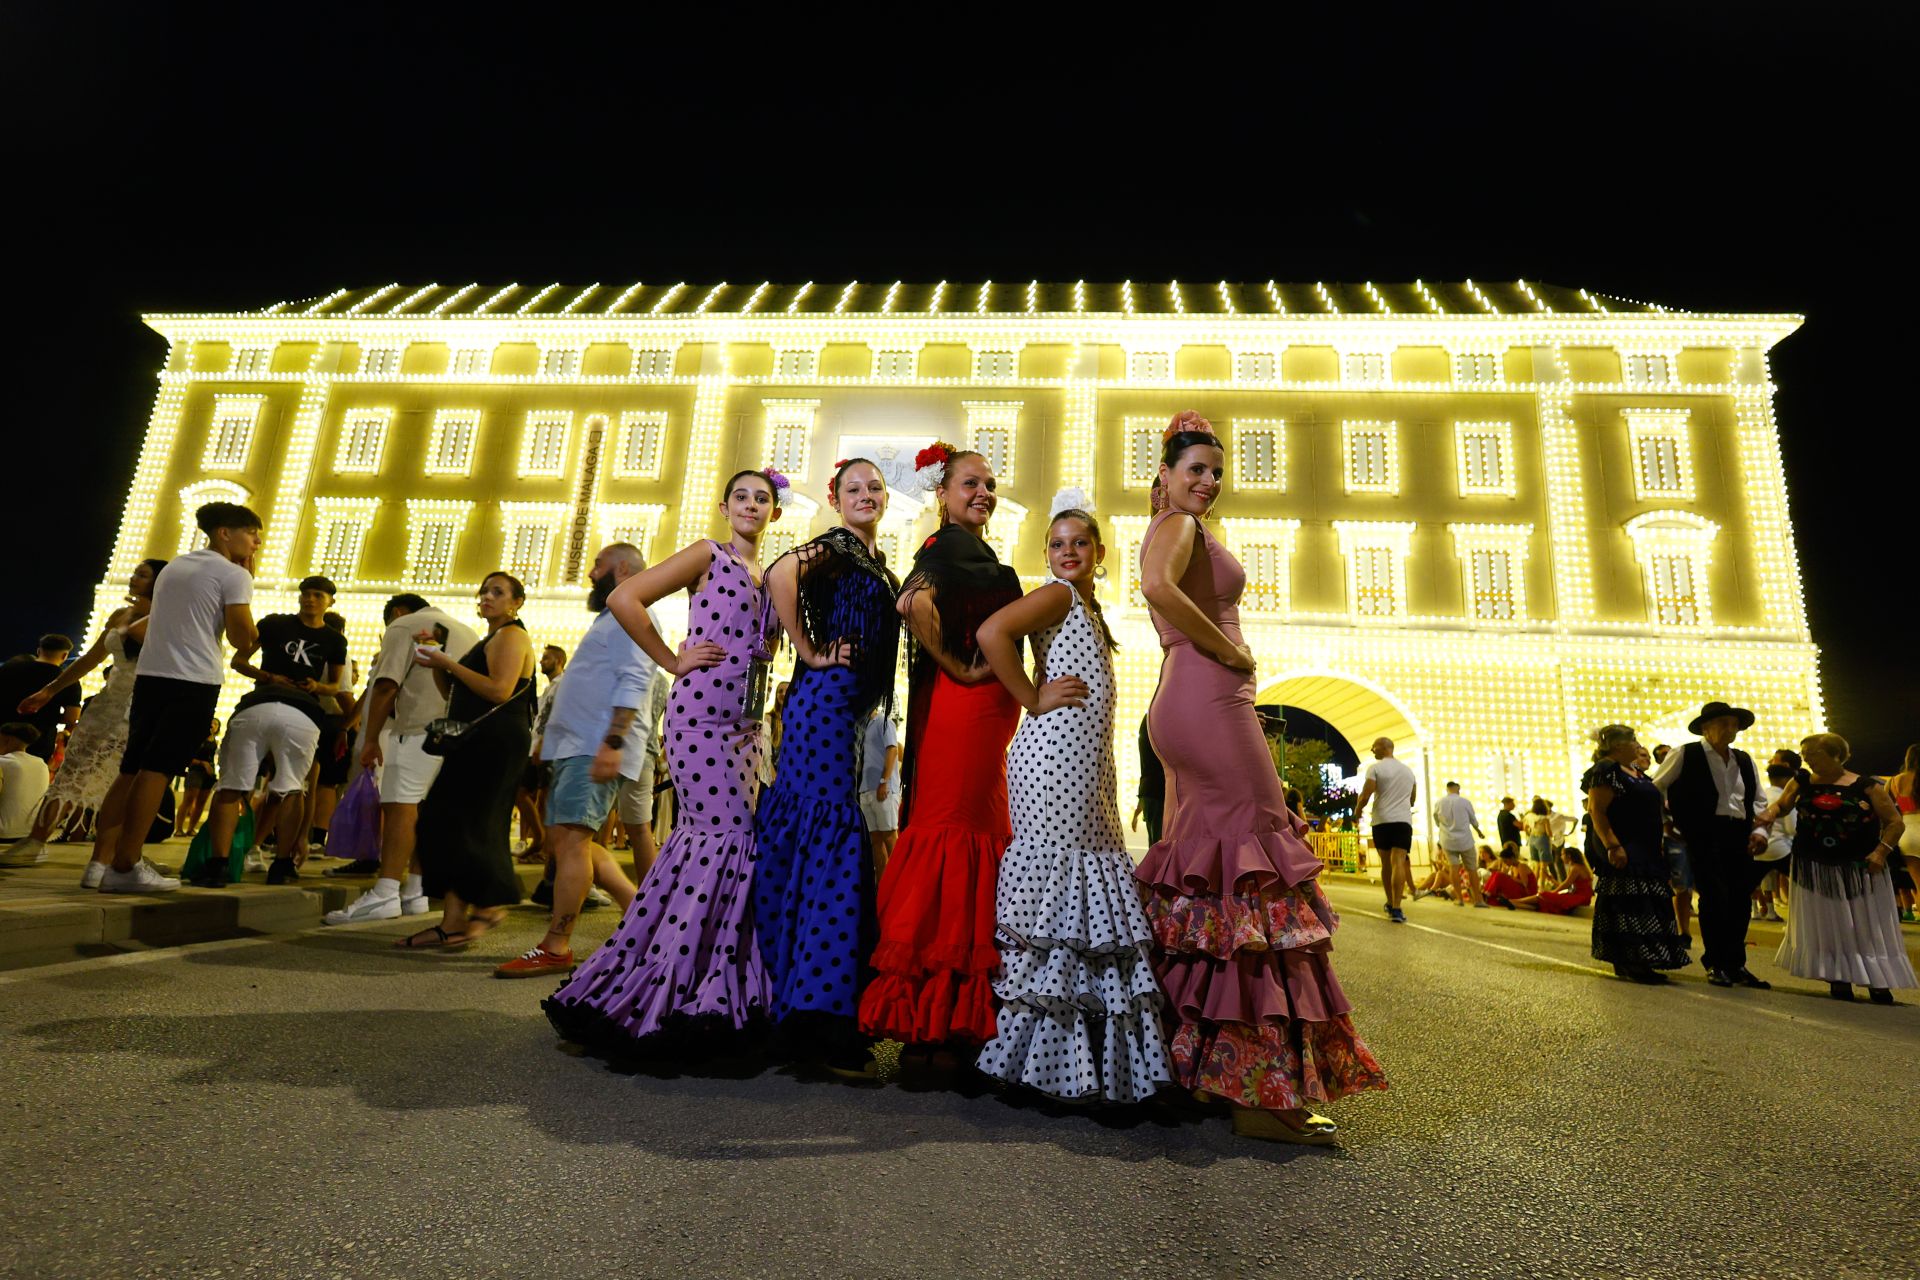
top-left (1351, 709), bottom-right (1919, 1003)
top-left (1, 408), bottom-right (1913, 1144)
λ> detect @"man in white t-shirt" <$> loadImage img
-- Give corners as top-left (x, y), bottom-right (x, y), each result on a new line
top-left (1433, 781), bottom-right (1487, 907)
top-left (93, 502), bottom-right (259, 893)
top-left (325, 592), bottom-right (478, 923)
top-left (0, 723), bottom-right (51, 840)
top-left (1354, 737), bottom-right (1417, 923)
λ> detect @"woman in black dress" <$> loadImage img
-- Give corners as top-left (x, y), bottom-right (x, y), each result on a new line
top-left (398, 571), bottom-right (536, 949)
top-left (1583, 723), bottom-right (1690, 983)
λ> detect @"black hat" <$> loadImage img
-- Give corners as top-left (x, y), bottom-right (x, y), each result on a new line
top-left (1688, 701), bottom-right (1755, 734)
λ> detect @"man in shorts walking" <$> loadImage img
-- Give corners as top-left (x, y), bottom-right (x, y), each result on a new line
top-left (1355, 737), bottom-right (1417, 923)
top-left (94, 502), bottom-right (259, 892)
top-left (496, 543), bottom-right (659, 978)
top-left (1434, 781), bottom-right (1487, 907)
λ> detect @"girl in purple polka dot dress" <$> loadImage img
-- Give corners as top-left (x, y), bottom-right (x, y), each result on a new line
top-left (754, 458), bottom-right (901, 1075)
top-left (544, 469), bottom-right (783, 1056)
top-left (974, 498), bottom-right (1173, 1103)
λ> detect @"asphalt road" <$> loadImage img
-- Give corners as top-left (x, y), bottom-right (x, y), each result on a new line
top-left (3, 880), bottom-right (1916, 1280)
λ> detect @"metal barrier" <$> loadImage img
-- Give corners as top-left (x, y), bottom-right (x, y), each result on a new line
top-left (1308, 831), bottom-right (1366, 875)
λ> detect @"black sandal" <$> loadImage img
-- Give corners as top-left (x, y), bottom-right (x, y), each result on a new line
top-left (394, 925), bottom-right (465, 950)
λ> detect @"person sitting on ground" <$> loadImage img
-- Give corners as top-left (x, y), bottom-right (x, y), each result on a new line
top-left (1482, 843), bottom-right (1538, 908)
top-left (1517, 848), bottom-right (1595, 914)
top-left (0, 723), bottom-right (51, 843)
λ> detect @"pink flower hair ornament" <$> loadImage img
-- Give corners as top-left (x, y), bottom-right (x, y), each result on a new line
top-left (1164, 409), bottom-right (1215, 441)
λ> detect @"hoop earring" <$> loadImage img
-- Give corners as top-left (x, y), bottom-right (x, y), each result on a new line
top-left (1094, 565), bottom-right (1108, 580)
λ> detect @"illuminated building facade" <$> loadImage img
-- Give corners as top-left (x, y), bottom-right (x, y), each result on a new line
top-left (104, 280), bottom-right (1819, 845)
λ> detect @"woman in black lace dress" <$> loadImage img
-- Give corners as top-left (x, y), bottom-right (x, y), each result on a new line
top-left (1583, 723), bottom-right (1690, 983)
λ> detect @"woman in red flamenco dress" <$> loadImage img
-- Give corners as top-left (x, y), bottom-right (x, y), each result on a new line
top-left (1136, 411), bottom-right (1387, 1143)
top-left (857, 445), bottom-right (1024, 1054)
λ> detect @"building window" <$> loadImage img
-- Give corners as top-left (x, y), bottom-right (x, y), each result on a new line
top-left (761, 399), bottom-right (817, 480)
top-left (450, 347), bottom-right (492, 377)
top-left (1486, 751), bottom-right (1531, 807)
top-left (1232, 419), bottom-right (1285, 490)
top-left (498, 503), bottom-right (569, 588)
top-left (1450, 524), bottom-right (1532, 623)
top-left (361, 347), bottom-right (400, 378)
top-left (874, 349), bottom-right (916, 378)
top-left (1221, 519), bottom-right (1300, 613)
top-left (773, 349), bottom-right (817, 380)
top-left (1129, 350), bottom-right (1171, 380)
top-left (757, 492), bottom-right (820, 565)
top-left (1334, 521), bottom-right (1415, 620)
top-left (176, 480), bottom-right (251, 554)
top-left (333, 410), bottom-right (390, 473)
top-left (1625, 409), bottom-right (1694, 500)
top-left (1624, 353), bottom-right (1672, 384)
top-left (981, 497), bottom-right (1029, 568)
top-left (974, 349), bottom-right (1016, 379)
top-left (1455, 352), bottom-right (1502, 383)
top-left (632, 347), bottom-right (676, 378)
top-left (963, 401), bottom-right (1020, 482)
top-left (595, 503), bottom-right (668, 561)
top-left (540, 347), bottom-right (581, 379)
top-left (424, 410), bottom-right (479, 476)
top-left (1624, 510), bottom-right (1718, 628)
top-left (1454, 422), bottom-right (1516, 497)
top-left (1124, 418), bottom-right (1163, 489)
top-left (613, 411), bottom-right (668, 479)
top-left (1343, 351), bottom-right (1388, 382)
top-left (1107, 516), bottom-right (1152, 607)
top-left (1342, 421), bottom-right (1399, 494)
top-left (404, 501), bottom-right (469, 585)
top-left (1234, 351), bottom-right (1278, 381)
top-left (519, 413), bottom-right (572, 478)
top-left (202, 395), bottom-right (263, 470)
top-left (231, 346), bottom-right (271, 376)
top-left (310, 497), bottom-right (381, 581)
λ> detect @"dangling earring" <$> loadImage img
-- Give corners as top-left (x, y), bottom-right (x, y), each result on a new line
top-left (1150, 480), bottom-right (1168, 515)
top-left (1094, 565), bottom-right (1108, 580)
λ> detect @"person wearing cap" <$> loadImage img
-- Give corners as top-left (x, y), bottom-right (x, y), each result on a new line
top-left (1651, 701), bottom-right (1768, 988)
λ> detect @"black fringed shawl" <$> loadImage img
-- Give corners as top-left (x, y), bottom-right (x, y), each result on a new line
top-left (787, 526), bottom-right (901, 720)
top-left (895, 524), bottom-right (1023, 826)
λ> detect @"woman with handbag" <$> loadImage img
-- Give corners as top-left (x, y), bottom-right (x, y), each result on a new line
top-left (395, 571), bottom-right (536, 949)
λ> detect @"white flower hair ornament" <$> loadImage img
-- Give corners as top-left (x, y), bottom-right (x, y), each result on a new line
top-left (762, 468), bottom-right (792, 508)
top-left (913, 441), bottom-right (955, 493)
top-left (1048, 486), bottom-right (1093, 520)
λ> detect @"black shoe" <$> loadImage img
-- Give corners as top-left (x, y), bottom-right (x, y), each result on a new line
top-left (1869, 988), bottom-right (1894, 1005)
top-left (1732, 968), bottom-right (1771, 990)
top-left (1829, 982), bottom-right (1856, 1001)
top-left (325, 859), bottom-right (380, 877)
top-left (1388, 907), bottom-right (1407, 924)
top-left (1707, 969), bottom-right (1735, 987)
top-left (188, 861), bottom-right (229, 889)
top-left (530, 878), bottom-right (554, 908)
top-left (265, 858), bottom-right (298, 885)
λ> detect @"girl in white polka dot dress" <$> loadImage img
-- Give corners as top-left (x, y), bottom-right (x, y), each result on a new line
top-left (972, 496), bottom-right (1174, 1103)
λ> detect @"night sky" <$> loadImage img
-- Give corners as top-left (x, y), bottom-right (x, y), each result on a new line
top-left (8, 9), bottom-right (1905, 762)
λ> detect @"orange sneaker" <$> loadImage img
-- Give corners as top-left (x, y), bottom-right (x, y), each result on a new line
top-left (494, 945), bottom-right (577, 979)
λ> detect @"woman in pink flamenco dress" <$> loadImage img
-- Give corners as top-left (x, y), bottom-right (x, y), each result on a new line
top-left (1135, 410), bottom-right (1387, 1143)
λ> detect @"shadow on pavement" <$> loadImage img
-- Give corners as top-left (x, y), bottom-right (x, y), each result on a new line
top-left (14, 1008), bottom-right (1339, 1169)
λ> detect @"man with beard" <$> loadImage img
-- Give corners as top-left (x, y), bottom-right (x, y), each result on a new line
top-left (496, 543), bottom-right (660, 978)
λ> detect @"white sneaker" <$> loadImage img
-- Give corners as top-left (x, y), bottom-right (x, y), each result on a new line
top-left (324, 888), bottom-right (402, 925)
top-left (0, 838), bottom-right (48, 867)
top-left (101, 860), bottom-right (182, 893)
top-left (244, 848), bottom-right (267, 873)
top-left (584, 886), bottom-right (615, 908)
top-left (80, 860), bottom-right (107, 889)
top-left (400, 893), bottom-right (429, 916)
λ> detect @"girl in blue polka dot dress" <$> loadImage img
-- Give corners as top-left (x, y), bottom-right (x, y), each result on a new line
top-left (754, 458), bottom-right (902, 1074)
top-left (973, 495), bottom-right (1174, 1103)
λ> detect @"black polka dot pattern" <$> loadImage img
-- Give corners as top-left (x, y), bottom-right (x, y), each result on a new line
top-left (975, 579), bottom-right (1173, 1103)
top-left (548, 541), bottom-right (774, 1041)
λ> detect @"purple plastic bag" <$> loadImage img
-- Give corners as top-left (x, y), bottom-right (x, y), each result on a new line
top-left (324, 770), bottom-right (381, 862)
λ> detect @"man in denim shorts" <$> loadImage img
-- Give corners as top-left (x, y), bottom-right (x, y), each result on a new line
top-left (496, 544), bottom-right (660, 978)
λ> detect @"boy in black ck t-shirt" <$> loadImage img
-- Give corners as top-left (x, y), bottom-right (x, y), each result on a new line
top-left (192, 576), bottom-right (350, 887)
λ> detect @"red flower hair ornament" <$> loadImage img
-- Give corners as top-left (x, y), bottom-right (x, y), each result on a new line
top-left (914, 441), bottom-right (956, 490)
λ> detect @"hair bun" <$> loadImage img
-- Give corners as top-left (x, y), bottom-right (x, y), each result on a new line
top-left (1165, 409), bottom-right (1214, 440)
